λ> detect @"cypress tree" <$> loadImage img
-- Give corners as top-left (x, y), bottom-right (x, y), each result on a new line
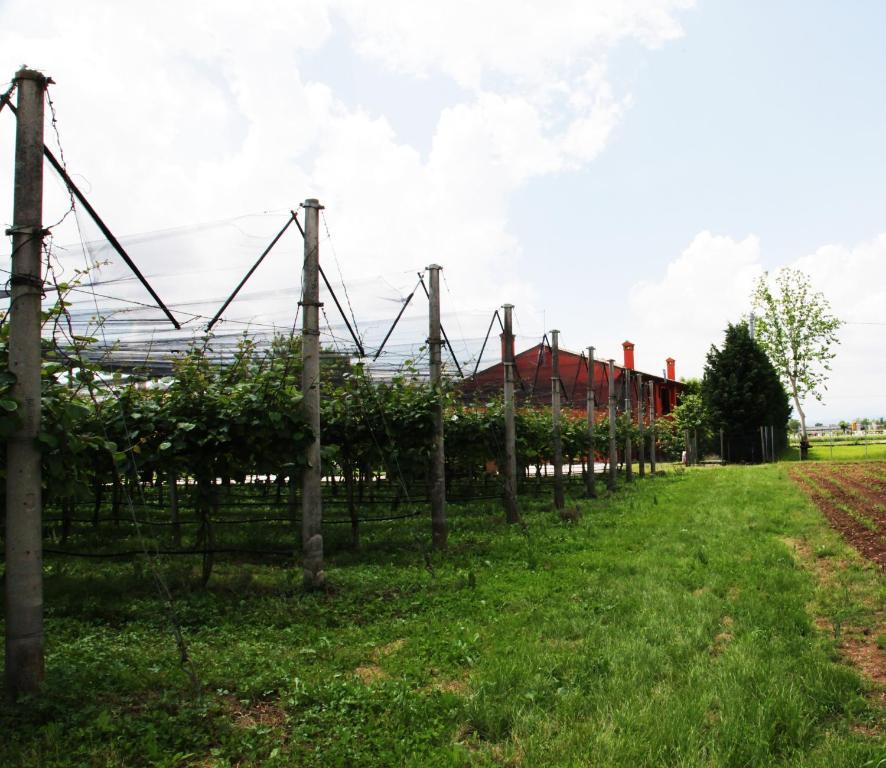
top-left (702, 322), bottom-right (791, 462)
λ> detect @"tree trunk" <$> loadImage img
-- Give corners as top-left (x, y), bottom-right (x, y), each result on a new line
top-left (790, 378), bottom-right (809, 460)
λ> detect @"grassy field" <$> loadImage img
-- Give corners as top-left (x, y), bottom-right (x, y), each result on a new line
top-left (783, 442), bottom-right (886, 462)
top-left (1, 466), bottom-right (883, 766)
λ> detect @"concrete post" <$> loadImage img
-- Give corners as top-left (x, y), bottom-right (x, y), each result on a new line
top-left (301, 198), bottom-right (325, 589)
top-left (720, 428), bottom-right (725, 464)
top-left (550, 330), bottom-right (564, 510)
top-left (637, 373), bottom-right (645, 478)
top-left (585, 346), bottom-right (596, 498)
top-left (608, 360), bottom-right (617, 490)
top-left (760, 426), bottom-right (766, 464)
top-left (427, 264), bottom-right (447, 547)
top-left (624, 369), bottom-right (633, 482)
top-left (648, 380), bottom-right (656, 474)
top-left (5, 68), bottom-right (48, 700)
top-left (502, 304), bottom-right (519, 523)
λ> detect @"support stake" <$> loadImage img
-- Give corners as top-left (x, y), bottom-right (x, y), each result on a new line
top-left (427, 264), bottom-right (447, 547)
top-left (5, 67), bottom-right (47, 701)
top-left (551, 330), bottom-right (564, 510)
top-left (585, 346), bottom-right (596, 498)
top-left (502, 305), bottom-right (519, 523)
top-left (301, 198), bottom-right (325, 589)
top-left (608, 360), bottom-right (617, 491)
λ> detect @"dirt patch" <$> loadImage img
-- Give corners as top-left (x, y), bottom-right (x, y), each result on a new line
top-left (789, 467), bottom-right (884, 568)
top-left (813, 621), bottom-right (885, 701)
top-left (438, 678), bottom-right (471, 695)
top-left (355, 664), bottom-right (387, 684)
top-left (710, 616), bottom-right (734, 656)
top-left (373, 638), bottom-right (406, 660)
top-left (783, 535), bottom-right (884, 734)
top-left (221, 695), bottom-right (287, 729)
top-left (455, 724), bottom-right (524, 766)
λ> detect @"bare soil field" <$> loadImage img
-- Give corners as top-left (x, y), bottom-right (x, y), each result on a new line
top-left (789, 461), bottom-right (885, 568)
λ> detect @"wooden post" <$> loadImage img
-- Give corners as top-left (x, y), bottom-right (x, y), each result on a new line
top-left (637, 373), bottom-right (645, 478)
top-left (502, 304), bottom-right (519, 523)
top-left (427, 264), bottom-right (447, 546)
top-left (169, 471), bottom-right (180, 548)
top-left (550, 330), bottom-right (564, 510)
top-left (301, 198), bottom-right (325, 588)
top-left (5, 68), bottom-right (48, 700)
top-left (648, 380), bottom-right (656, 474)
top-left (585, 346), bottom-right (596, 498)
top-left (624, 368), bottom-right (633, 482)
top-left (608, 360), bottom-right (617, 490)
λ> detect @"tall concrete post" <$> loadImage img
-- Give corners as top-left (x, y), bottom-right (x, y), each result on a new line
top-left (585, 346), bottom-right (596, 498)
top-left (550, 330), bottom-right (564, 509)
top-left (5, 68), bottom-right (48, 700)
top-left (301, 198), bottom-right (325, 589)
top-left (607, 360), bottom-right (617, 490)
top-left (648, 380), bottom-right (656, 474)
top-left (624, 369), bottom-right (633, 482)
top-left (637, 373), bottom-right (645, 478)
top-left (501, 304), bottom-right (519, 523)
top-left (427, 264), bottom-right (447, 547)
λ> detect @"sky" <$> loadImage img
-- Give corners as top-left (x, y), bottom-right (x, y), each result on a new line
top-left (0, 0), bottom-right (884, 423)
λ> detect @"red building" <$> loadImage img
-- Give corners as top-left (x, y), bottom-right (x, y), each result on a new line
top-left (462, 339), bottom-right (683, 418)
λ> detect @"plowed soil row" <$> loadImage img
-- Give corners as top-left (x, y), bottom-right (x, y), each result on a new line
top-left (789, 466), bottom-right (885, 568)
top-left (831, 476), bottom-right (886, 515)
top-left (837, 464), bottom-right (886, 497)
top-left (801, 469), bottom-right (885, 528)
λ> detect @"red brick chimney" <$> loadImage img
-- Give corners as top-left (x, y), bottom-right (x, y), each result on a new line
top-left (666, 357), bottom-right (675, 380)
top-left (622, 341), bottom-right (635, 370)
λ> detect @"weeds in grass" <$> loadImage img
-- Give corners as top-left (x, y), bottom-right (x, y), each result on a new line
top-left (0, 466), bottom-right (882, 766)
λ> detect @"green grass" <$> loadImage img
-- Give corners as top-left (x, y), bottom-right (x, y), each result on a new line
top-left (782, 442), bottom-right (886, 461)
top-left (1, 466), bottom-right (883, 766)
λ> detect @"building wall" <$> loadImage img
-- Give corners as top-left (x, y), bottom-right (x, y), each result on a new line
top-left (462, 343), bottom-right (682, 418)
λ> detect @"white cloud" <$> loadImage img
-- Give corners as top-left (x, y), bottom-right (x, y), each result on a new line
top-left (628, 231), bottom-right (886, 421)
top-left (628, 231), bottom-right (763, 379)
top-left (0, 0), bottom-right (692, 357)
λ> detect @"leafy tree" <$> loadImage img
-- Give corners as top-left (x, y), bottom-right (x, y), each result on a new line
top-left (788, 418), bottom-right (801, 434)
top-left (753, 267), bottom-right (841, 459)
top-left (702, 322), bottom-right (791, 462)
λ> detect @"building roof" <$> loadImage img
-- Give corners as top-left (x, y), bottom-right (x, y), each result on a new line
top-left (461, 342), bottom-right (684, 413)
